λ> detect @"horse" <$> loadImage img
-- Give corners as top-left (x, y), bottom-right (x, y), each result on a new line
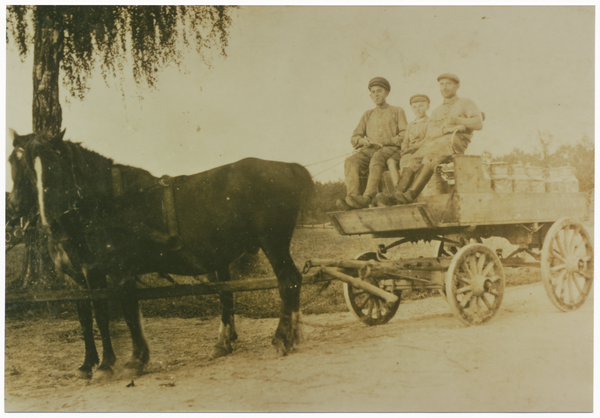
top-left (7, 129), bottom-right (313, 378)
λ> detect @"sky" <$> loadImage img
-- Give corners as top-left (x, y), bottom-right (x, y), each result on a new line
top-left (5, 6), bottom-right (595, 190)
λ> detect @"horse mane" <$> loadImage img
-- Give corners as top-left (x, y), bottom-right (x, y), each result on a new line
top-left (59, 139), bottom-right (159, 202)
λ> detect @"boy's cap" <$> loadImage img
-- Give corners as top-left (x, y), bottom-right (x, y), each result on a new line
top-left (368, 77), bottom-right (391, 92)
top-left (410, 94), bottom-right (430, 104)
top-left (437, 73), bottom-right (460, 84)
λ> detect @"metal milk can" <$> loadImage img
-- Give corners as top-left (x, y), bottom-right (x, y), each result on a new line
top-left (560, 166), bottom-right (579, 193)
top-left (545, 167), bottom-right (564, 193)
top-left (510, 163), bottom-right (530, 193)
top-left (490, 162), bottom-right (511, 193)
top-left (525, 165), bottom-right (545, 193)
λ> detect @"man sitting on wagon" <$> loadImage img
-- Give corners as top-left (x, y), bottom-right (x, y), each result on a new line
top-left (336, 77), bottom-right (408, 211)
top-left (376, 94), bottom-right (431, 206)
top-left (391, 73), bottom-right (483, 205)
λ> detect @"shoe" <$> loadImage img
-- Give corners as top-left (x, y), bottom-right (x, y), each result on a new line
top-left (346, 194), bottom-right (372, 209)
top-left (336, 198), bottom-right (354, 211)
top-left (375, 192), bottom-right (397, 207)
top-left (394, 190), bottom-right (414, 205)
top-left (396, 167), bottom-right (435, 204)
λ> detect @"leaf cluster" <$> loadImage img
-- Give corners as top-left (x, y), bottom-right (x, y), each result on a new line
top-left (7, 5), bottom-right (234, 99)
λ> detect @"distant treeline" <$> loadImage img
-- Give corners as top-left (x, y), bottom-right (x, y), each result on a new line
top-left (301, 134), bottom-right (594, 225)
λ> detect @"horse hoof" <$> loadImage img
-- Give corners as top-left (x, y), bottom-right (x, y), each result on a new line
top-left (210, 346), bottom-right (230, 360)
top-left (123, 360), bottom-right (145, 377)
top-left (77, 368), bottom-right (93, 380)
top-left (271, 338), bottom-right (289, 357)
top-left (95, 365), bottom-right (114, 379)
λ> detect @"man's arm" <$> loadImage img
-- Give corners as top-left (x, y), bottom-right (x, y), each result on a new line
top-left (443, 99), bottom-right (483, 131)
top-left (391, 108), bottom-right (408, 146)
top-left (350, 110), bottom-right (370, 149)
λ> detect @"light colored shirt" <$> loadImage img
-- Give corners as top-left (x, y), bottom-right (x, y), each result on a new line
top-left (401, 116), bottom-right (429, 149)
top-left (350, 104), bottom-right (408, 149)
top-left (425, 96), bottom-right (482, 152)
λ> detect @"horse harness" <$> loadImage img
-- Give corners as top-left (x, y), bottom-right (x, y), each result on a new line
top-left (111, 167), bottom-right (182, 251)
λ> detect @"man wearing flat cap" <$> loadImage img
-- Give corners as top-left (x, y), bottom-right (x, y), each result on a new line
top-left (337, 77), bottom-right (408, 210)
top-left (393, 73), bottom-right (483, 205)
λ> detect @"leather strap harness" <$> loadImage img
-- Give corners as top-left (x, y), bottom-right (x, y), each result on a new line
top-left (111, 167), bottom-right (181, 250)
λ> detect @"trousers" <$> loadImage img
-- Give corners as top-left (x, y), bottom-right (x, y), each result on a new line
top-left (344, 146), bottom-right (399, 197)
top-left (402, 135), bottom-right (467, 172)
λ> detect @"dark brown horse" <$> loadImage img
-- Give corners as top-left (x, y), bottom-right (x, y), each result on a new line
top-left (7, 129), bottom-right (313, 378)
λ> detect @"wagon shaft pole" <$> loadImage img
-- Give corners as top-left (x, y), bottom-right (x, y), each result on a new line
top-left (5, 270), bottom-right (332, 304)
top-left (320, 267), bottom-right (399, 304)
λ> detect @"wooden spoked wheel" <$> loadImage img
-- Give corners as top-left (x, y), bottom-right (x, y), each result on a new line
top-left (343, 252), bottom-right (401, 326)
top-left (437, 237), bottom-right (482, 301)
top-left (445, 244), bottom-right (505, 325)
top-left (541, 218), bottom-right (593, 312)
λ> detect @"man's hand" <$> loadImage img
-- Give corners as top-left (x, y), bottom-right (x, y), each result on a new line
top-left (356, 137), bottom-right (370, 148)
top-left (442, 116), bottom-right (459, 126)
top-left (443, 125), bottom-right (466, 134)
top-left (362, 137), bottom-right (382, 148)
top-left (401, 146), bottom-right (418, 156)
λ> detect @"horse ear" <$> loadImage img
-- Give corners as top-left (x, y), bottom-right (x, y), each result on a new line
top-left (8, 128), bottom-right (17, 147)
top-left (51, 129), bottom-right (66, 145)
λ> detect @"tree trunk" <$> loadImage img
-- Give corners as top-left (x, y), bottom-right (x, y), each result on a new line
top-left (32, 10), bottom-right (63, 136)
top-left (26, 8), bottom-right (64, 289)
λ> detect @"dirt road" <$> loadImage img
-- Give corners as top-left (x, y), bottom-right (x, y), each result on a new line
top-left (5, 282), bottom-right (592, 412)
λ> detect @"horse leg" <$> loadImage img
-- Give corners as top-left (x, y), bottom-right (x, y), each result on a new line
top-left (87, 270), bottom-right (116, 376)
top-left (211, 269), bottom-right (238, 359)
top-left (260, 241), bottom-right (303, 356)
top-left (76, 300), bottom-right (100, 378)
top-left (120, 277), bottom-right (149, 375)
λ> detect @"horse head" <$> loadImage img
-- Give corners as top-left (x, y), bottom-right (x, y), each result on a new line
top-left (7, 128), bottom-right (72, 228)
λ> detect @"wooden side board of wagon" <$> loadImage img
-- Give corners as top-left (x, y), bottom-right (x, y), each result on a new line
top-left (324, 154), bottom-right (593, 327)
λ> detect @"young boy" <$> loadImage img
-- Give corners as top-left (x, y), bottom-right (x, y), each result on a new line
top-left (378, 94), bottom-right (430, 206)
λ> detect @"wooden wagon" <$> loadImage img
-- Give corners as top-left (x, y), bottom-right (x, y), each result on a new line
top-left (6, 155), bottom-right (593, 329)
top-left (302, 154), bottom-right (593, 326)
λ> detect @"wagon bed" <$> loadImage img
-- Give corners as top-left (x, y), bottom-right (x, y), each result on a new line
top-left (329, 155), bottom-right (588, 237)
top-left (317, 154), bottom-right (593, 326)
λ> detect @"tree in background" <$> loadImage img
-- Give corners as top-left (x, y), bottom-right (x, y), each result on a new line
top-left (7, 5), bottom-right (234, 137)
top-left (6, 5), bottom-right (234, 287)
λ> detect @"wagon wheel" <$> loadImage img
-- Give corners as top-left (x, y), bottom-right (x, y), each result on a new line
top-left (343, 252), bottom-right (401, 326)
top-left (541, 218), bottom-right (593, 312)
top-left (437, 237), bottom-right (482, 300)
top-left (445, 243), bottom-right (505, 326)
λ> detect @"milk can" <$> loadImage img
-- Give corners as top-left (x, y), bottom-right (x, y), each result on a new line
top-left (560, 166), bottom-right (579, 193)
top-left (490, 162), bottom-right (511, 193)
top-left (545, 167), bottom-right (564, 193)
top-left (525, 165), bottom-right (545, 193)
top-left (510, 163), bottom-right (530, 193)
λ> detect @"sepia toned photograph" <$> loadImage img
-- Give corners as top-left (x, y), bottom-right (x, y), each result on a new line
top-left (4, 5), bottom-right (594, 412)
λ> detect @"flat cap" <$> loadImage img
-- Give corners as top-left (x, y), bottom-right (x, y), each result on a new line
top-left (368, 77), bottom-right (391, 92)
top-left (437, 73), bottom-right (460, 84)
top-left (410, 94), bottom-right (430, 104)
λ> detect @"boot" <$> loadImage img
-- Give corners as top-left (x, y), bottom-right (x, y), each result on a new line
top-left (396, 166), bottom-right (435, 205)
top-left (346, 194), bottom-right (372, 209)
top-left (336, 198), bottom-right (354, 211)
top-left (375, 192), bottom-right (397, 207)
top-left (347, 164), bottom-right (385, 209)
top-left (393, 167), bottom-right (417, 203)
